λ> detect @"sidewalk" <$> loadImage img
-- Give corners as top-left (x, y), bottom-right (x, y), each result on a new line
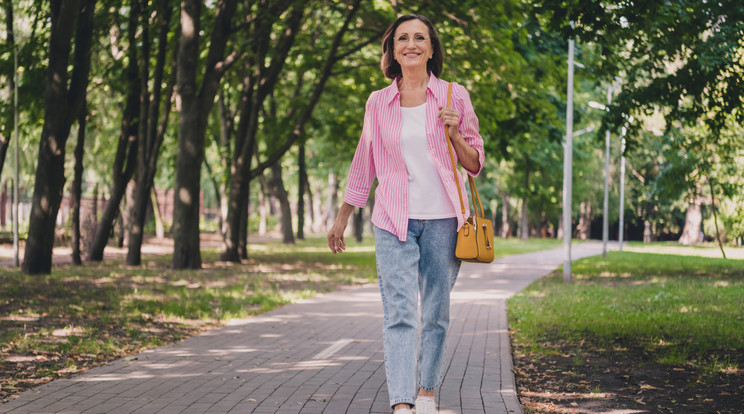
top-left (0, 242), bottom-right (604, 414)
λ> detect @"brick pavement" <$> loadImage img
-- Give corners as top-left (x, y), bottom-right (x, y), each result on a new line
top-left (1, 242), bottom-right (604, 414)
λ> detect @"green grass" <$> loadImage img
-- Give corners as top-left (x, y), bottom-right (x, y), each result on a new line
top-left (491, 237), bottom-right (563, 258)
top-left (508, 251), bottom-right (744, 374)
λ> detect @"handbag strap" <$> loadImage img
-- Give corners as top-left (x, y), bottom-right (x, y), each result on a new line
top-left (444, 83), bottom-right (485, 219)
top-left (444, 83), bottom-right (466, 217)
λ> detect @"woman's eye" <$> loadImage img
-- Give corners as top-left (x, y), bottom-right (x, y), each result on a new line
top-left (415, 35), bottom-right (426, 42)
top-left (398, 36), bottom-right (408, 42)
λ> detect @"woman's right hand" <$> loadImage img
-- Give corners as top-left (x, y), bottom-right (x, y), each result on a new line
top-left (327, 202), bottom-right (356, 254)
top-left (327, 220), bottom-right (347, 254)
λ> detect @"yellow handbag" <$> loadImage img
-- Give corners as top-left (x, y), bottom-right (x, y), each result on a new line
top-left (444, 83), bottom-right (495, 263)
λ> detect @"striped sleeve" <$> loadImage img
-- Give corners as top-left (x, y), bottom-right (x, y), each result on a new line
top-left (453, 82), bottom-right (485, 176)
top-left (343, 92), bottom-right (378, 208)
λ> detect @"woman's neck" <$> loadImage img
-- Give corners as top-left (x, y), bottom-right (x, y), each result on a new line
top-left (398, 68), bottom-right (429, 91)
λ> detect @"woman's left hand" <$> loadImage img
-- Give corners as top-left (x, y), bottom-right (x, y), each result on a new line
top-left (438, 106), bottom-right (460, 141)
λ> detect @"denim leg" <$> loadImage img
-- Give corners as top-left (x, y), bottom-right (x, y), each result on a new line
top-left (374, 224), bottom-right (421, 408)
top-left (418, 218), bottom-right (460, 390)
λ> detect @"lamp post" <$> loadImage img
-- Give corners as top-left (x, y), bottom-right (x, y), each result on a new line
top-left (562, 27), bottom-right (575, 283)
top-left (602, 79), bottom-right (621, 257)
top-left (618, 127), bottom-right (627, 252)
top-left (13, 39), bottom-right (20, 267)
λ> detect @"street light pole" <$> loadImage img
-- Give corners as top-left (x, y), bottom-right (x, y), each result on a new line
top-left (618, 128), bottom-right (627, 252)
top-left (562, 27), bottom-right (575, 283)
top-left (602, 78), bottom-right (621, 258)
top-left (13, 40), bottom-right (20, 267)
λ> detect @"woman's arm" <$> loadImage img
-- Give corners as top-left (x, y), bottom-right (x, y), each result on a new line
top-left (327, 202), bottom-right (355, 253)
top-left (448, 129), bottom-right (480, 174)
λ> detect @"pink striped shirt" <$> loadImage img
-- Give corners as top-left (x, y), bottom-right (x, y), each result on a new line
top-left (343, 73), bottom-right (485, 241)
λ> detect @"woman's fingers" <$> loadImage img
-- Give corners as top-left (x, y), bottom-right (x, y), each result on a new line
top-left (327, 232), bottom-right (346, 254)
top-left (437, 107), bottom-right (459, 126)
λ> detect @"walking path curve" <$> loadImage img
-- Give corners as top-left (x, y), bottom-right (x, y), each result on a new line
top-left (1, 242), bottom-right (605, 414)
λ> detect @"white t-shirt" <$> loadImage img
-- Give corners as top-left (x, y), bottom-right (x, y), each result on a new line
top-left (400, 103), bottom-right (456, 219)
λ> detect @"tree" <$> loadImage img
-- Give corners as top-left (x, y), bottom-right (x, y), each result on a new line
top-left (126, 0), bottom-right (176, 266)
top-left (172, 0), bottom-right (239, 269)
top-left (1, 0), bottom-right (16, 181)
top-left (22, 0), bottom-right (96, 274)
top-left (70, 110), bottom-right (87, 265)
top-left (536, 0), bottom-right (744, 244)
top-left (221, 0), bottom-right (374, 260)
top-left (87, 0), bottom-right (140, 262)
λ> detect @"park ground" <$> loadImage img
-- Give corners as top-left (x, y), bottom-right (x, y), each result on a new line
top-left (509, 243), bottom-right (744, 413)
top-left (1, 235), bottom-right (743, 413)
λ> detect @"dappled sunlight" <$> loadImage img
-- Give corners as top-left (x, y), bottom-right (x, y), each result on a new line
top-left (205, 347), bottom-right (258, 356)
top-left (51, 326), bottom-right (86, 337)
top-left (625, 244), bottom-right (744, 260)
top-left (178, 187), bottom-right (191, 205)
top-left (0, 314), bottom-right (41, 322)
top-left (523, 391), bottom-right (617, 400)
top-left (292, 360), bottom-right (341, 370)
top-left (141, 361), bottom-right (193, 370)
top-left (451, 288), bottom-right (514, 301)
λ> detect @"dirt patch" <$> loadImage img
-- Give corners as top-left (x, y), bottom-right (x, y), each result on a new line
top-left (512, 341), bottom-right (744, 413)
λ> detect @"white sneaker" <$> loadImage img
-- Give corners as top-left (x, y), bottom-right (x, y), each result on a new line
top-left (414, 396), bottom-right (437, 414)
top-left (393, 409), bottom-right (413, 414)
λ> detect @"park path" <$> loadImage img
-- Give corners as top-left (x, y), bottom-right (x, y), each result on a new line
top-left (1, 242), bottom-right (604, 414)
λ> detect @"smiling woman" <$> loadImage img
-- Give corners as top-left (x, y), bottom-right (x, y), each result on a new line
top-left (326, 13), bottom-right (485, 414)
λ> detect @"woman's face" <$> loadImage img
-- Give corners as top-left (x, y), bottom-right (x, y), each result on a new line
top-left (393, 19), bottom-right (433, 73)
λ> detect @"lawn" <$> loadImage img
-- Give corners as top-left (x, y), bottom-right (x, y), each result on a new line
top-left (508, 247), bottom-right (744, 413)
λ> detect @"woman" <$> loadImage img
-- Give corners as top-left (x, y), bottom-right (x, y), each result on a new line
top-left (327, 14), bottom-right (484, 414)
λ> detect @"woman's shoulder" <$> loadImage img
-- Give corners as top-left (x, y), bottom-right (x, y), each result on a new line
top-left (429, 75), bottom-right (470, 98)
top-left (365, 82), bottom-right (398, 107)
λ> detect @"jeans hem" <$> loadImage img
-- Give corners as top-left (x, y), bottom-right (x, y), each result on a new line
top-left (389, 398), bottom-right (415, 408)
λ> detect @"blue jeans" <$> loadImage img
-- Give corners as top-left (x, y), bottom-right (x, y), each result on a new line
top-left (374, 218), bottom-right (461, 408)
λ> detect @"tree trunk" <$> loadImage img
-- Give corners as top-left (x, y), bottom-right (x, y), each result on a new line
top-left (0, 0), bottom-right (15, 182)
top-left (576, 200), bottom-right (592, 240)
top-left (708, 178), bottom-right (727, 259)
top-left (238, 189), bottom-right (249, 259)
top-left (297, 143), bottom-right (306, 240)
top-left (305, 173), bottom-right (316, 233)
top-left (150, 189), bottom-right (165, 239)
top-left (268, 161), bottom-right (294, 244)
top-left (116, 206), bottom-right (125, 247)
top-left (326, 170), bottom-right (338, 231)
top-left (643, 220), bottom-right (653, 243)
top-left (257, 174), bottom-right (268, 235)
top-left (70, 111), bottom-right (87, 265)
top-left (501, 193), bottom-right (510, 238)
top-left (173, 0), bottom-right (238, 269)
top-left (221, 4), bottom-right (304, 262)
top-left (678, 201), bottom-right (702, 245)
top-left (23, 0), bottom-right (95, 274)
top-left (353, 207), bottom-right (363, 242)
top-left (223, 0), bottom-right (364, 260)
top-left (87, 0), bottom-right (140, 262)
top-left (126, 0), bottom-right (175, 265)
top-left (519, 198), bottom-right (528, 241)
